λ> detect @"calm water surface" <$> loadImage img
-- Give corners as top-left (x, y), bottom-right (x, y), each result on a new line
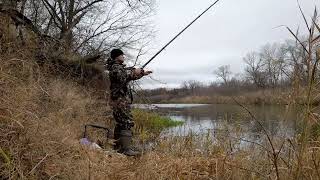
top-left (134, 104), bottom-right (303, 142)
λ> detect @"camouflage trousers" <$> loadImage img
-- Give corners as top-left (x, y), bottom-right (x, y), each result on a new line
top-left (111, 99), bottom-right (134, 131)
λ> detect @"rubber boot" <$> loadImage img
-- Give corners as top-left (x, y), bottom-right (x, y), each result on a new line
top-left (113, 125), bottom-right (121, 150)
top-left (118, 130), bottom-right (141, 157)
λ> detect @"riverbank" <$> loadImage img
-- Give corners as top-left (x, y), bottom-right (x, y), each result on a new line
top-left (1, 56), bottom-right (320, 179)
top-left (141, 88), bottom-right (319, 105)
top-left (1, 25), bottom-right (319, 180)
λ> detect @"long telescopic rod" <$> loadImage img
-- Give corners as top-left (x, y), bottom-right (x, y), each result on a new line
top-left (141, 0), bottom-right (222, 69)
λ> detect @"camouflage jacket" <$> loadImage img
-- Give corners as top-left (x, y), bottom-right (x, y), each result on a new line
top-left (107, 61), bottom-right (143, 103)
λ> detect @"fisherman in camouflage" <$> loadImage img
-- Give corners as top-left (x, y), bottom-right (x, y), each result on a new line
top-left (106, 49), bottom-right (152, 156)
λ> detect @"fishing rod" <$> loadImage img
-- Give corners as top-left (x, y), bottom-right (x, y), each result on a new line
top-left (141, 0), bottom-right (222, 69)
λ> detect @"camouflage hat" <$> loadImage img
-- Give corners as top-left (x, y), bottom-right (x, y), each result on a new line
top-left (110, 49), bottom-right (124, 60)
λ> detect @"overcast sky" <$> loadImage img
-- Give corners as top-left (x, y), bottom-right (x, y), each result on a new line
top-left (133, 0), bottom-right (319, 89)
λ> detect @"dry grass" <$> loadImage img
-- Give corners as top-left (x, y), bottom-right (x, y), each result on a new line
top-left (1, 55), bottom-right (319, 179)
top-left (163, 88), bottom-right (311, 105)
top-left (0, 33), bottom-right (111, 178)
top-left (1, 14), bottom-right (320, 180)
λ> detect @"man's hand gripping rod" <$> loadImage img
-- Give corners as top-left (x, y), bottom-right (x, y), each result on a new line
top-left (141, 0), bottom-right (222, 69)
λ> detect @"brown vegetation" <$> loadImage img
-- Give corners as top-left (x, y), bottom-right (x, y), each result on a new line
top-left (1, 1), bottom-right (320, 180)
top-left (1, 32), bottom-right (320, 180)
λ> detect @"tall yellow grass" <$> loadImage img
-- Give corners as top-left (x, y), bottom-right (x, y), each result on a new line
top-left (1, 48), bottom-right (319, 179)
top-left (1, 15), bottom-right (320, 180)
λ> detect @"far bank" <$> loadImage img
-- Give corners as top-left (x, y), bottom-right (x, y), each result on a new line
top-left (137, 88), bottom-right (319, 105)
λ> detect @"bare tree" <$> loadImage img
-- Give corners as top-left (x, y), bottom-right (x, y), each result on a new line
top-left (18, 0), bottom-right (155, 56)
top-left (283, 39), bottom-right (309, 85)
top-left (214, 65), bottom-right (232, 85)
top-left (260, 43), bottom-right (287, 87)
top-left (243, 52), bottom-right (267, 88)
top-left (181, 80), bottom-right (203, 95)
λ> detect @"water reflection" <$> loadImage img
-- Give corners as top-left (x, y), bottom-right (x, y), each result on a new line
top-left (134, 104), bottom-right (300, 141)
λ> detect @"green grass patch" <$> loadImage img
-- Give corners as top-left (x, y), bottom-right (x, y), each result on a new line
top-left (133, 109), bottom-right (183, 138)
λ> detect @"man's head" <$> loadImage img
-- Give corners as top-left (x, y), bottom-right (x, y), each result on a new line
top-left (110, 49), bottom-right (124, 63)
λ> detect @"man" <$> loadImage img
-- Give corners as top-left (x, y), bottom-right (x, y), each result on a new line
top-left (106, 49), bottom-right (152, 156)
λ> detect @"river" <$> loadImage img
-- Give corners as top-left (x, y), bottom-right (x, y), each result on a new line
top-left (134, 104), bottom-right (302, 145)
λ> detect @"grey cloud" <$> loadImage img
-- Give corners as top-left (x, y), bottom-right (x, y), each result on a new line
top-left (138, 0), bottom-right (319, 89)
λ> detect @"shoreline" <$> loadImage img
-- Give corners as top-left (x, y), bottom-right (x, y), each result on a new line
top-left (138, 94), bottom-right (319, 106)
